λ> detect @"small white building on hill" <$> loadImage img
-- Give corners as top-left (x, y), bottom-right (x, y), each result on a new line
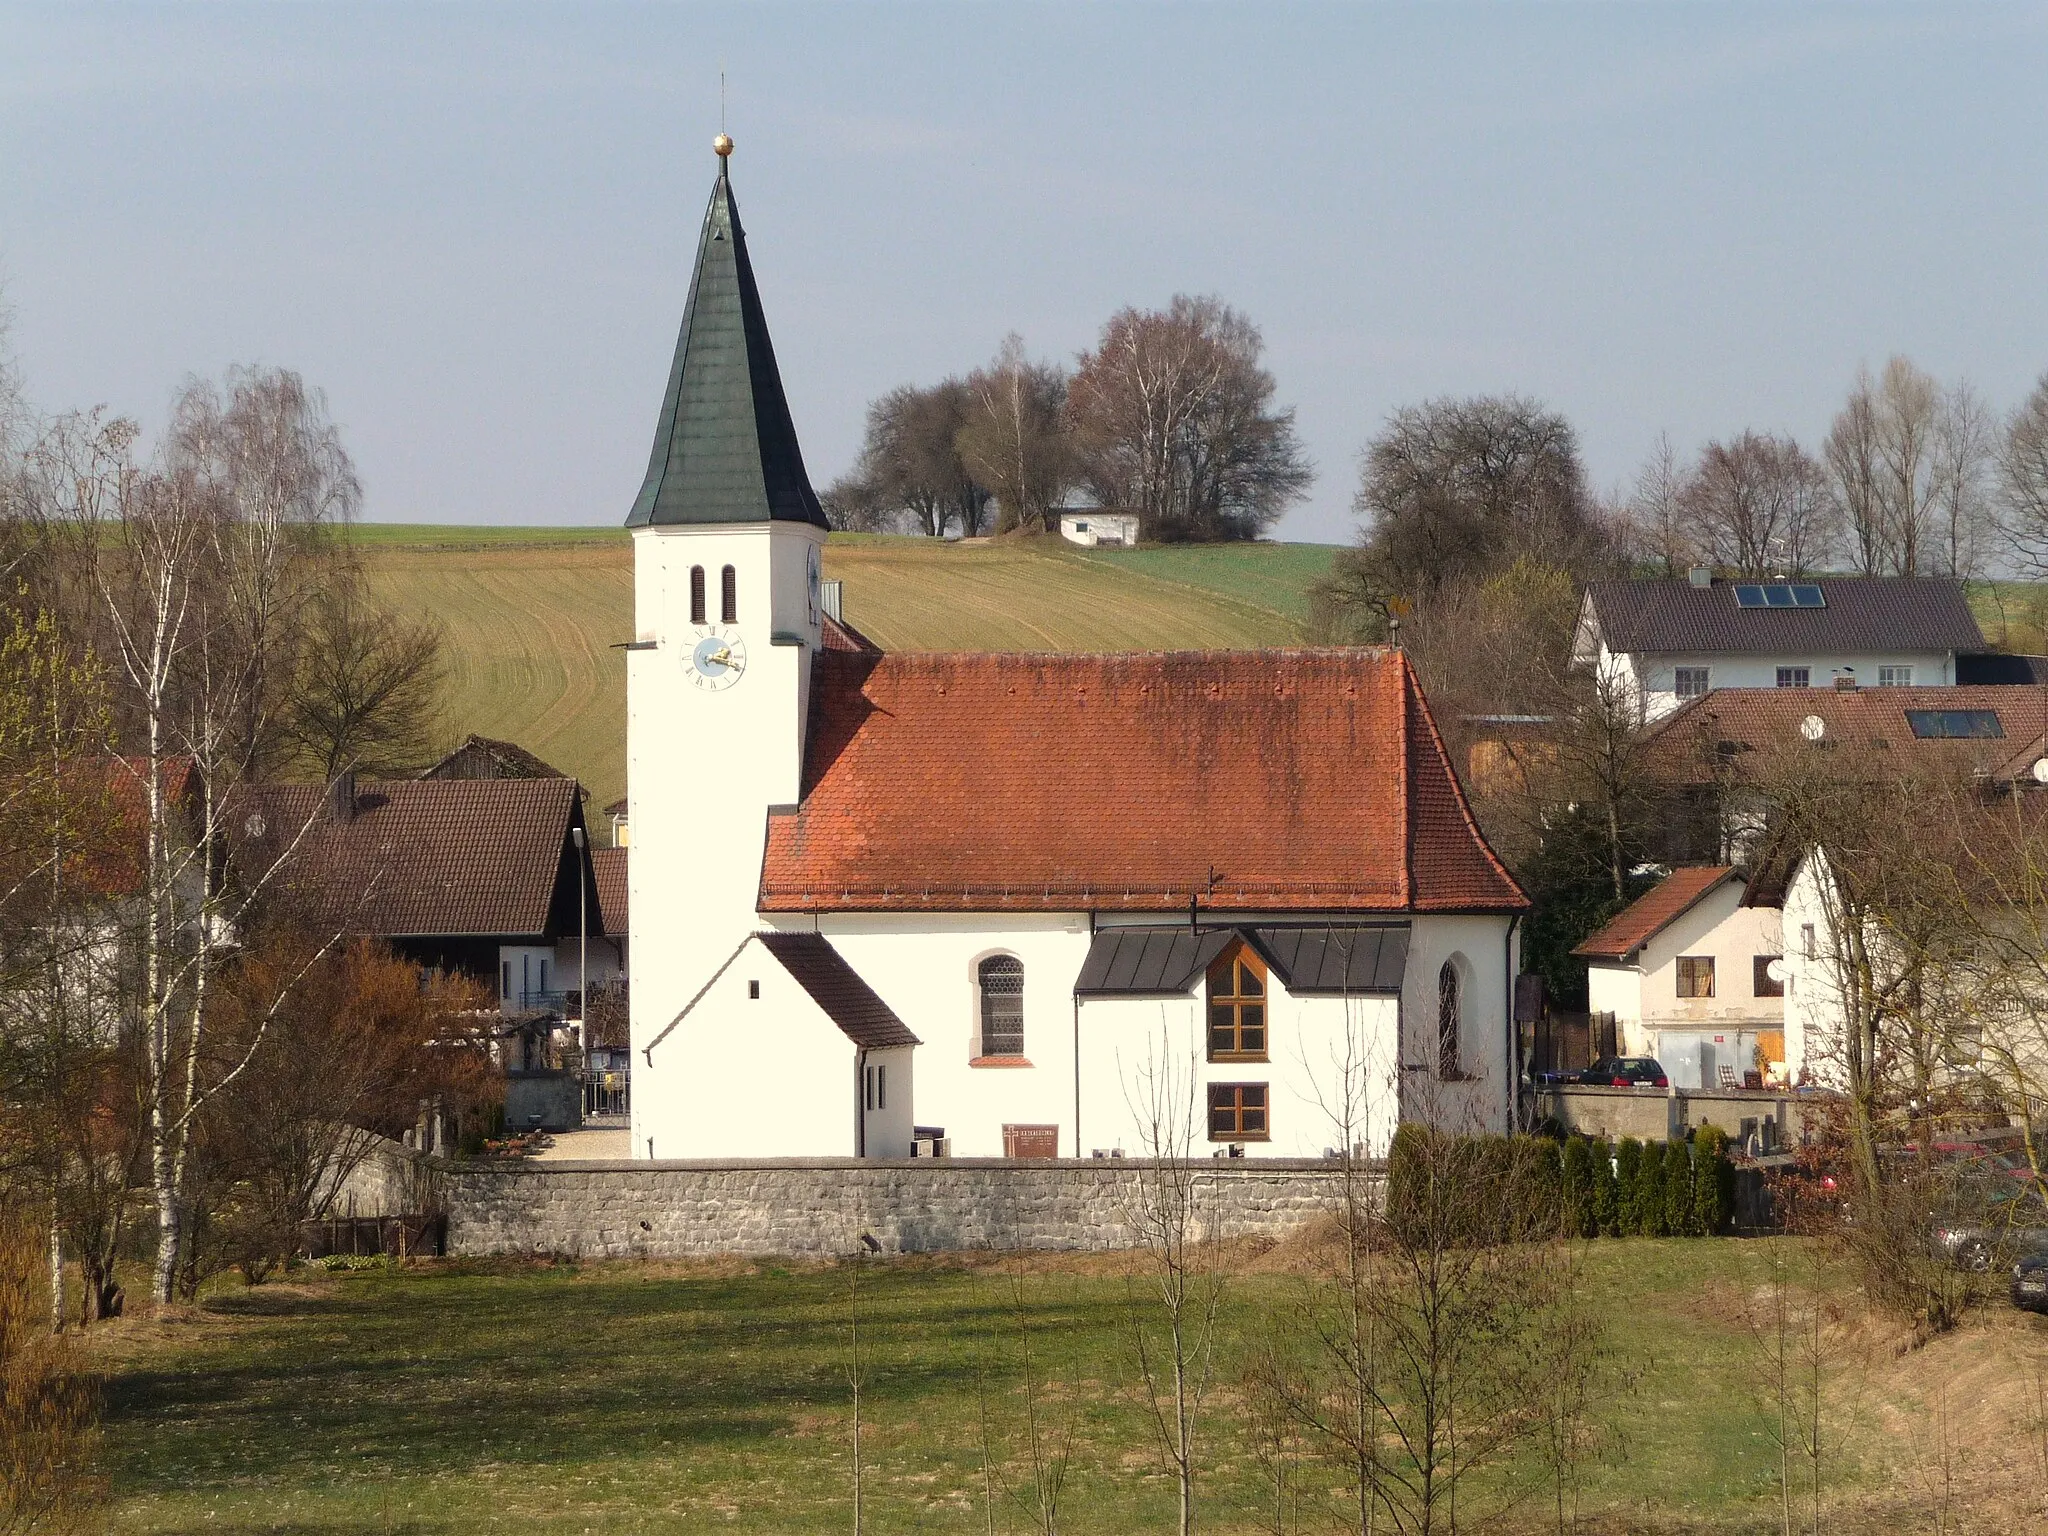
top-left (1058, 511), bottom-right (1140, 548)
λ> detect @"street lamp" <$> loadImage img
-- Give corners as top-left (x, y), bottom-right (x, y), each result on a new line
top-left (570, 824), bottom-right (587, 1041)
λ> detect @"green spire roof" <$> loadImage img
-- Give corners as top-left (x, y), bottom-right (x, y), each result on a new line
top-left (625, 160), bottom-right (827, 529)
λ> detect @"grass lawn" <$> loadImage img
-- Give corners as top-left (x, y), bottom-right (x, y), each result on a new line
top-left (85, 1237), bottom-right (2048, 1534)
top-left (353, 531), bottom-right (1322, 813)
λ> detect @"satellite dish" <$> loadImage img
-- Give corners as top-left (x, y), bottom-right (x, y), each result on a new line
top-left (2032, 758), bottom-right (2048, 785)
top-left (1766, 958), bottom-right (1787, 984)
top-left (1800, 715), bottom-right (1826, 742)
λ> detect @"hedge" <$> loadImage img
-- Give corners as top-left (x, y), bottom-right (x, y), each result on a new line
top-left (1382, 1127), bottom-right (1735, 1243)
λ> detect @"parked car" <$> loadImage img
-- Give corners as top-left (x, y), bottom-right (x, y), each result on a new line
top-left (2014, 1252), bottom-right (2048, 1313)
top-left (1578, 1056), bottom-right (1669, 1088)
top-left (1933, 1177), bottom-right (2048, 1271)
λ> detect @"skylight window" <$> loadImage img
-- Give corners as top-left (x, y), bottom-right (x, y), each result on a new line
top-left (1732, 583), bottom-right (1826, 609)
top-left (1905, 709), bottom-right (2004, 740)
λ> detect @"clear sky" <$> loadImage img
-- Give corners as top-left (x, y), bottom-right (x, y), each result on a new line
top-left (3, 3), bottom-right (2046, 544)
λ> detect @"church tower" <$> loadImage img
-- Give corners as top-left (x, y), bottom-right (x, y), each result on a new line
top-left (624, 136), bottom-right (829, 1158)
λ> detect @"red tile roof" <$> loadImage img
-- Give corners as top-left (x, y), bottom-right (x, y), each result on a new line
top-left (1644, 687), bottom-right (2048, 785)
top-left (1571, 866), bottom-right (1739, 962)
top-left (230, 778), bottom-right (586, 939)
top-left (759, 648), bottom-right (1526, 914)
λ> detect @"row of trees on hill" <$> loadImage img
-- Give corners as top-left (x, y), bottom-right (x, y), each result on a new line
top-left (825, 295), bottom-right (1314, 543)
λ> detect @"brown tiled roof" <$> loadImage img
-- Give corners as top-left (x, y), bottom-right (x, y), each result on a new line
top-left (422, 734), bottom-right (572, 782)
top-left (592, 846), bottom-right (628, 938)
top-left (1644, 687), bottom-right (2048, 785)
top-left (758, 648), bottom-right (1526, 913)
top-left (756, 932), bottom-right (920, 1047)
top-left (1584, 576), bottom-right (1984, 655)
top-left (1572, 866), bottom-right (1738, 961)
top-left (229, 778), bottom-right (586, 939)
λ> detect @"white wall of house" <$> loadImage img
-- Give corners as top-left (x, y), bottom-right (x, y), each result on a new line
top-left (637, 934), bottom-right (906, 1159)
top-left (1058, 512), bottom-right (1140, 548)
top-left (1587, 881), bottom-right (1784, 1078)
top-left (626, 519), bottom-right (825, 1159)
top-left (1398, 913), bottom-right (1519, 1137)
top-left (1600, 640), bottom-right (1956, 722)
top-left (497, 945), bottom-right (556, 1013)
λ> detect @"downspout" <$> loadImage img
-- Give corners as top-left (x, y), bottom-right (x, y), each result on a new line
top-left (1504, 912), bottom-right (1522, 1134)
top-left (1072, 991), bottom-right (1082, 1158)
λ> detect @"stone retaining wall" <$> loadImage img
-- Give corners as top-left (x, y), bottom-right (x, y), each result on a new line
top-left (342, 1143), bottom-right (1361, 1258)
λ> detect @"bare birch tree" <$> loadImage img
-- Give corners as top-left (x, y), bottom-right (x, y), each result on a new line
top-left (1825, 357), bottom-right (1991, 578)
top-left (958, 334), bottom-right (1073, 536)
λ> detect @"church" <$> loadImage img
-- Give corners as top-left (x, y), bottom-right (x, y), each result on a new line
top-left (623, 141), bottom-right (1528, 1162)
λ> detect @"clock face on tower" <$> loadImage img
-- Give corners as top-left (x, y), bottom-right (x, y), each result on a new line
top-left (688, 625), bottom-right (747, 691)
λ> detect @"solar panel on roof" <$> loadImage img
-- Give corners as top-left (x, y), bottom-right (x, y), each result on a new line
top-left (1905, 709), bottom-right (2004, 740)
top-left (1733, 582), bottom-right (1827, 609)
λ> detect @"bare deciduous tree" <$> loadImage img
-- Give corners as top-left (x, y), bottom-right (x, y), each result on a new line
top-left (827, 381), bottom-right (990, 538)
top-left (1999, 372), bottom-right (2048, 577)
top-left (284, 578), bottom-right (445, 778)
top-left (1069, 295), bottom-right (1310, 542)
top-left (1676, 431), bottom-right (1838, 580)
top-left (1825, 356), bottom-right (1991, 578)
top-left (958, 334), bottom-right (1073, 536)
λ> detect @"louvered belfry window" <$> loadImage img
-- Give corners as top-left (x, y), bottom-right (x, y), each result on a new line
top-left (689, 565), bottom-right (706, 625)
top-left (978, 955), bottom-right (1025, 1057)
top-left (721, 565), bottom-right (738, 624)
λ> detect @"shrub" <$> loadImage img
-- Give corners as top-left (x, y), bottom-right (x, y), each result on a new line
top-left (1664, 1138), bottom-right (1696, 1236)
top-left (1638, 1140), bottom-right (1668, 1237)
top-left (1614, 1138), bottom-right (1644, 1234)
top-left (1560, 1136), bottom-right (1595, 1238)
top-left (1515, 1135), bottom-right (1563, 1241)
top-left (1692, 1124), bottom-right (1734, 1235)
top-left (1591, 1137), bottom-right (1619, 1236)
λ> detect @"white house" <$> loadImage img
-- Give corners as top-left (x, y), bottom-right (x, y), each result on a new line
top-left (1574, 572), bottom-right (1986, 723)
top-left (1573, 866), bottom-right (1785, 1088)
top-left (622, 144), bottom-right (1529, 1162)
top-left (1058, 511), bottom-right (1140, 548)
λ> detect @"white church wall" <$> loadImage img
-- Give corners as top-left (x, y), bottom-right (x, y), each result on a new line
top-left (812, 914), bottom-right (1093, 1158)
top-left (861, 1044), bottom-right (915, 1158)
top-left (1075, 987), bottom-right (1402, 1160)
top-left (637, 938), bottom-right (864, 1160)
top-left (1399, 914), bottom-right (1519, 1136)
top-left (627, 520), bottom-right (825, 1160)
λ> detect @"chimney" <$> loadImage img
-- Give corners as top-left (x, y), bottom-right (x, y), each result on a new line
top-left (1687, 565), bottom-right (1712, 589)
top-left (820, 578), bottom-right (844, 624)
top-left (327, 769), bottom-right (356, 823)
top-left (1833, 667), bottom-right (1858, 691)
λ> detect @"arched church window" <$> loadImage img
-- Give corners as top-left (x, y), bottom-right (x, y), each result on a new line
top-left (1438, 959), bottom-right (1462, 1077)
top-left (721, 565), bottom-right (738, 624)
top-left (977, 955), bottom-right (1024, 1058)
top-left (689, 566), bottom-right (706, 625)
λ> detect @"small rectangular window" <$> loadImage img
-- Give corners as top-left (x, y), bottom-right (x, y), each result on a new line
top-left (1676, 956), bottom-right (1716, 999)
top-left (1775, 667), bottom-right (1810, 689)
top-left (1753, 955), bottom-right (1784, 998)
top-left (1207, 1083), bottom-right (1269, 1141)
top-left (748, 979), bottom-right (760, 1000)
top-left (501, 960), bottom-right (511, 999)
top-left (1801, 923), bottom-right (1816, 960)
top-left (876, 1064), bottom-right (886, 1111)
top-left (1877, 665), bottom-right (1913, 687)
top-left (1674, 667), bottom-right (1710, 699)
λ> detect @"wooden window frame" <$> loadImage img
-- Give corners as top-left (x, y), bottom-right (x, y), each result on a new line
top-left (689, 565), bottom-right (706, 625)
top-left (1676, 955), bottom-right (1716, 999)
top-left (1206, 945), bottom-right (1270, 1062)
top-left (1207, 1082), bottom-right (1269, 1142)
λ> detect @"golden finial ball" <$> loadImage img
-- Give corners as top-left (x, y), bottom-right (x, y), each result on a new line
top-left (713, 133), bottom-right (734, 158)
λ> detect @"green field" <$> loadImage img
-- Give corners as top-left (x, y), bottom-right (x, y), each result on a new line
top-left (353, 529), bottom-right (1334, 815)
top-left (85, 1238), bottom-right (2048, 1534)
